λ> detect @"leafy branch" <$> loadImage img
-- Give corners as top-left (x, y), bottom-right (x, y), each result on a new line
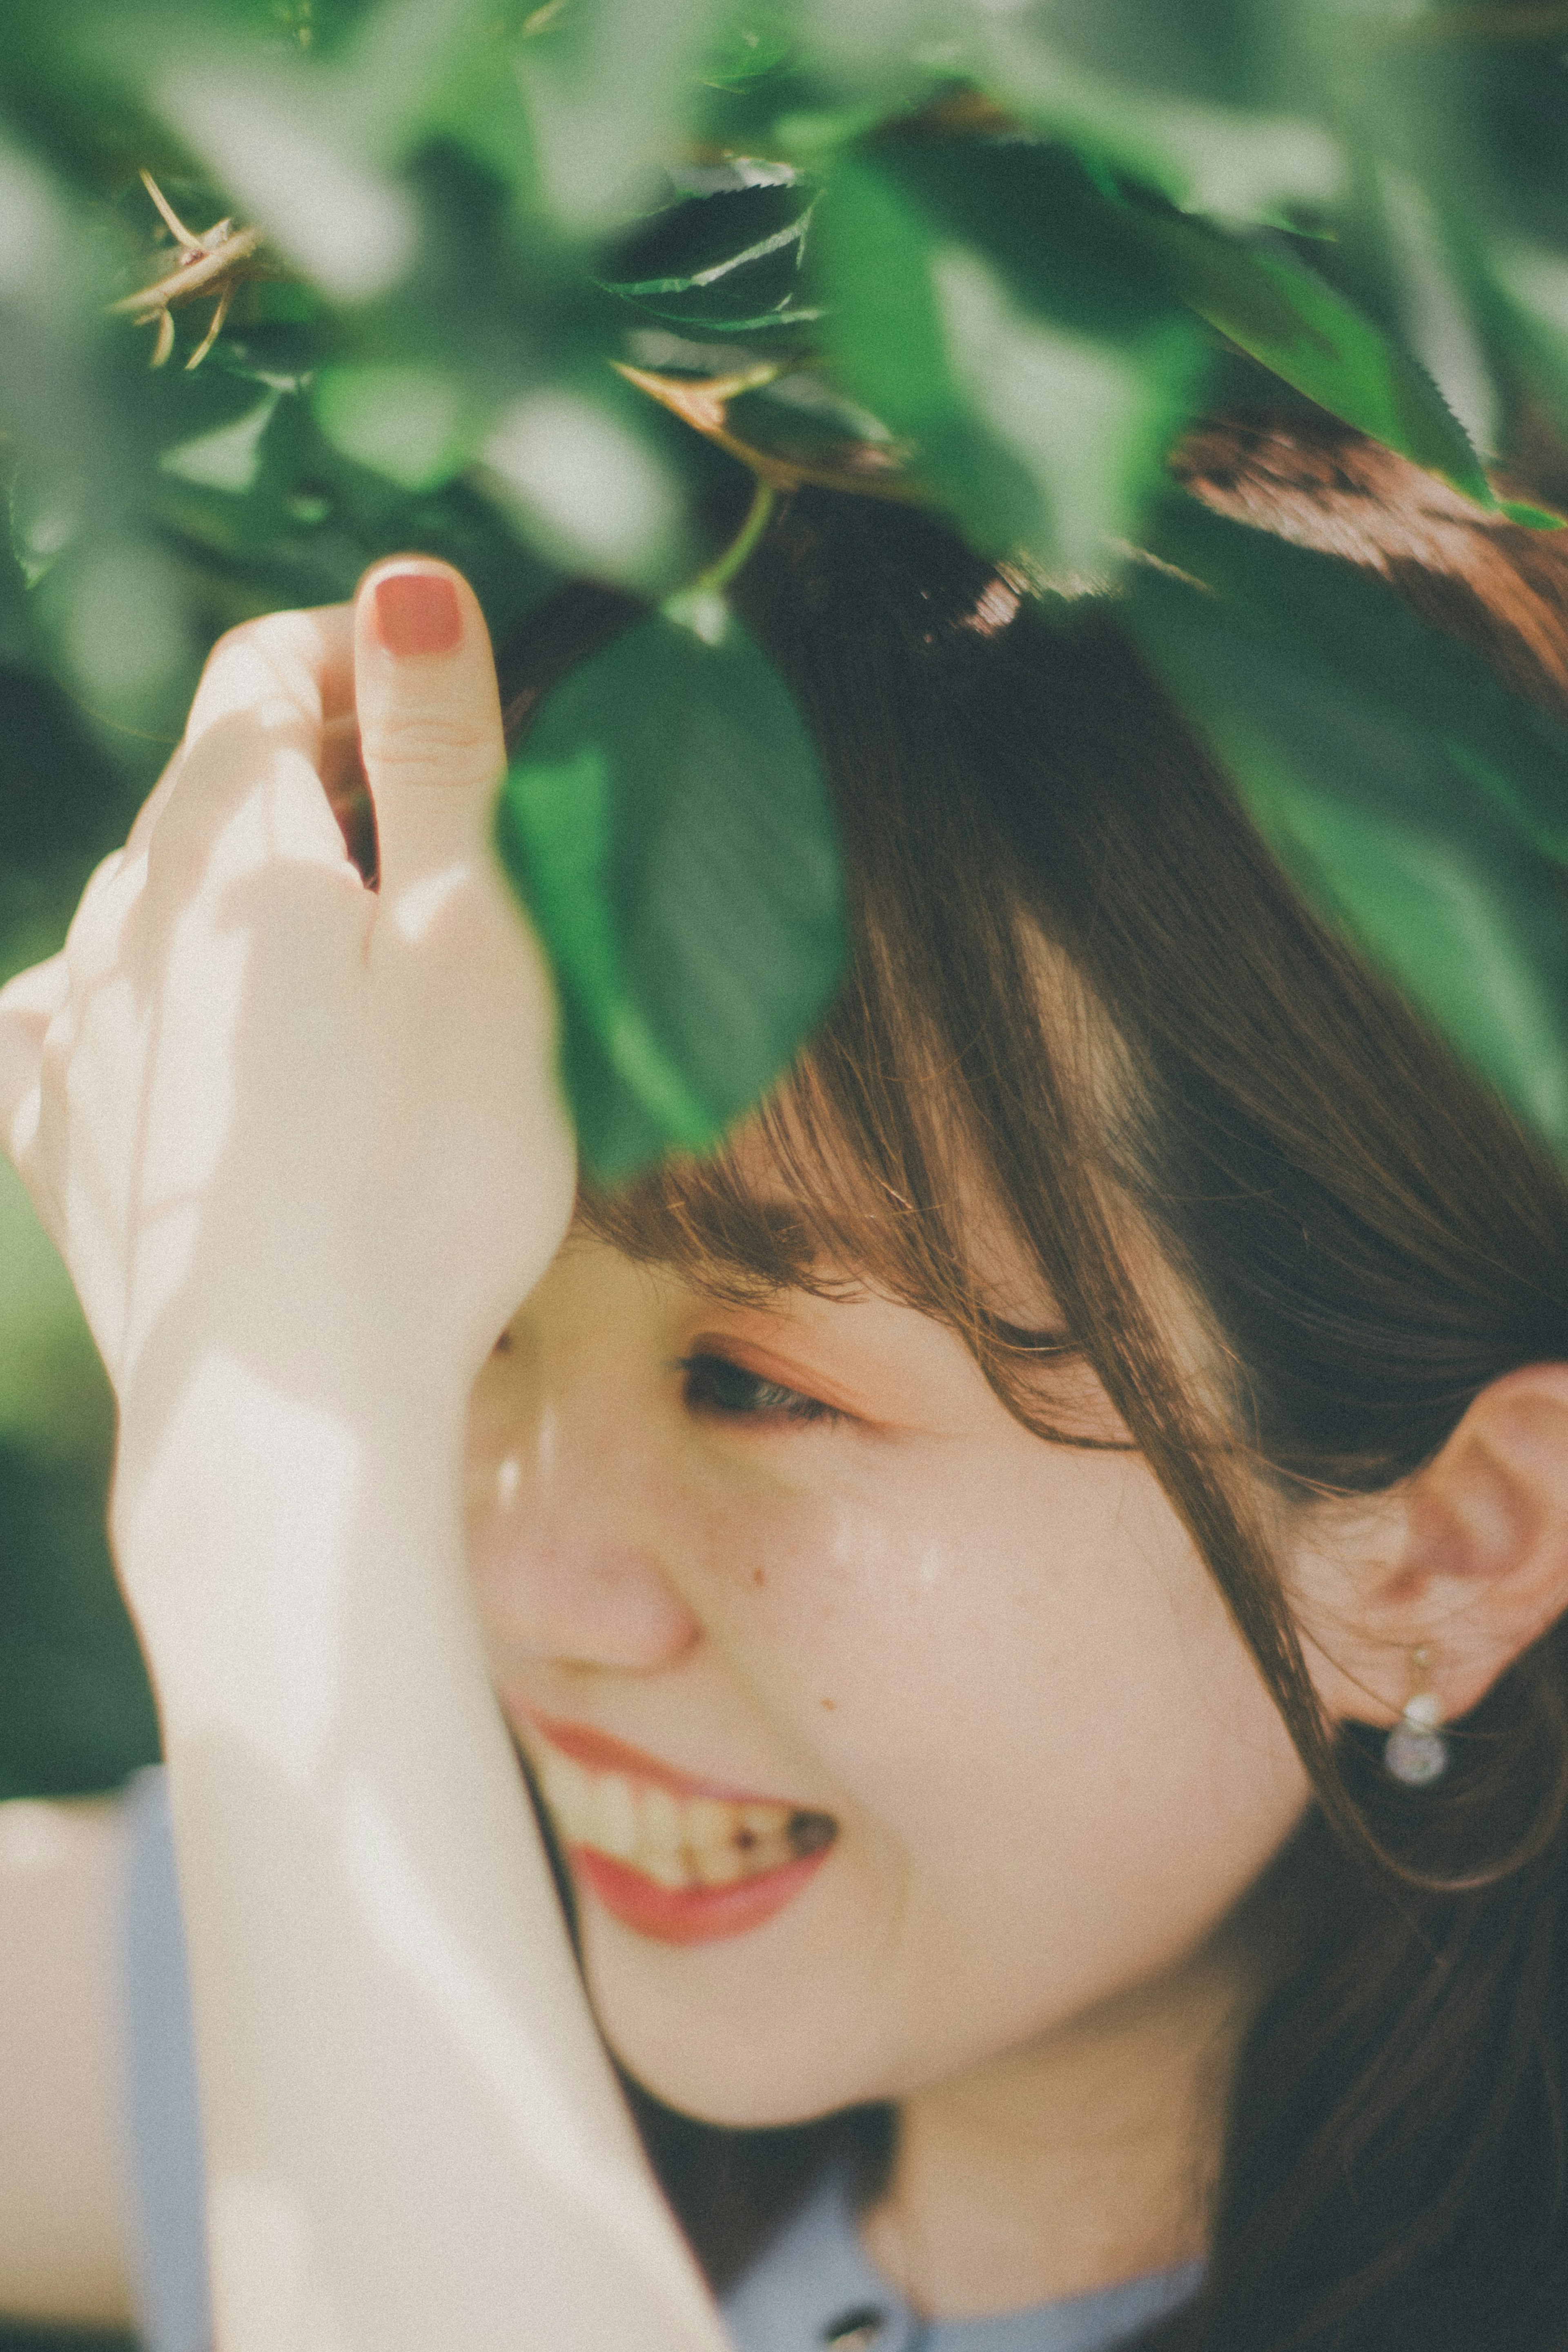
top-left (7, 0), bottom-right (1568, 1177)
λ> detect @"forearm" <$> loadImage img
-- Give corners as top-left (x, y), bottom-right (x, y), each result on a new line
top-left (118, 1354), bottom-right (726, 2352)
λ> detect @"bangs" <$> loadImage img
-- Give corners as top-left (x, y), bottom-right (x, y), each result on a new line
top-left (579, 988), bottom-right (1121, 1444)
top-left (530, 461), bottom-right (1568, 1503)
top-left (577, 488), bottom-right (1209, 1453)
top-left (581, 825), bottom-right (1133, 1447)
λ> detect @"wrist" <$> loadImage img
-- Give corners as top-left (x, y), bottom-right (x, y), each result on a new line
top-left (111, 1344), bottom-right (468, 1737)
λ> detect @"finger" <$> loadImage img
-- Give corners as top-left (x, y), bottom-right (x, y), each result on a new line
top-left (352, 559), bottom-right (507, 917)
top-left (184, 603), bottom-right (355, 754)
top-left (124, 603), bottom-right (355, 866)
top-left (0, 953), bottom-right (67, 1173)
top-left (143, 605), bottom-right (357, 898)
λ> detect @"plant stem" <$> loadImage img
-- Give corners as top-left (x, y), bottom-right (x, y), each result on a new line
top-left (693, 477), bottom-right (777, 599)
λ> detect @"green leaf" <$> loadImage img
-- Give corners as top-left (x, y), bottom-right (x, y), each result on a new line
top-left (1125, 504), bottom-right (1568, 1152)
top-left (314, 364), bottom-right (481, 492)
top-left (342, 0), bottom-right (535, 184)
top-left (601, 181), bottom-right (818, 333)
top-left (818, 147), bottom-right (1209, 575)
top-left (496, 606), bottom-right (845, 1180)
top-left (700, 3), bottom-right (795, 88)
top-left (160, 389), bottom-right (282, 494)
top-left (1125, 205), bottom-right (1495, 508)
top-left (518, 0), bottom-right (728, 230)
top-left (477, 374), bottom-right (697, 595)
top-left (1149, 498), bottom-right (1568, 867)
top-left (967, 11), bottom-right (1344, 225)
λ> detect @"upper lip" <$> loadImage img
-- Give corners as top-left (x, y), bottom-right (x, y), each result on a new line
top-left (521, 1708), bottom-right (810, 1809)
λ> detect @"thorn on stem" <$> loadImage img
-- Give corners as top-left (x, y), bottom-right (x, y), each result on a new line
top-left (140, 168), bottom-right (201, 255)
top-left (185, 280), bottom-right (234, 371)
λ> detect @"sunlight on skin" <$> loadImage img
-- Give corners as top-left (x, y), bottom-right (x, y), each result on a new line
top-left (389, 861), bottom-right (477, 945)
top-left (126, 905), bottom-right (246, 1368)
top-left (0, 564), bottom-right (724, 2352)
top-left (341, 1772), bottom-right (718, 2299)
top-left (0, 1802), bottom-right (89, 1874)
top-left (209, 2177), bottom-right (351, 2352)
top-left (123, 1355), bottom-right (352, 1785)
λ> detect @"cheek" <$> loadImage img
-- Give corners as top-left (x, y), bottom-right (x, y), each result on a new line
top-left (713, 1445), bottom-right (1307, 2021)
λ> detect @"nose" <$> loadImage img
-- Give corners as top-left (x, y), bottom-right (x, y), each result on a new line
top-left (467, 1396), bottom-right (702, 1674)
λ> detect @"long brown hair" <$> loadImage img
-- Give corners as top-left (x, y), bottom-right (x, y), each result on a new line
top-left (498, 420), bottom-right (1568, 2351)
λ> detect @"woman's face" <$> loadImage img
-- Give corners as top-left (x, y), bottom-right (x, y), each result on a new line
top-left (463, 1218), bottom-right (1311, 2127)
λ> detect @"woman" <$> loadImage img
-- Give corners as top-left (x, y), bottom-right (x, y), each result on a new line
top-left (1, 422), bottom-right (1566, 2352)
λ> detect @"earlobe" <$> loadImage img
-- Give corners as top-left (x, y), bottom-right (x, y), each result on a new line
top-left (1327, 1365), bottom-right (1568, 1730)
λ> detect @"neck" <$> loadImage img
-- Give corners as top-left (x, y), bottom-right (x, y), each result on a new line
top-left (860, 1931), bottom-right (1255, 2321)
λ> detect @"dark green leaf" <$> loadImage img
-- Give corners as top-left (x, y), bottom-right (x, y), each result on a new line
top-left (602, 182), bottom-right (817, 332)
top-left (608, 182), bottom-right (807, 293)
top-left (968, 7), bottom-right (1343, 223)
top-left (1125, 504), bottom-right (1568, 1150)
top-left (1125, 206), bottom-right (1494, 507)
top-left (818, 147), bottom-right (1209, 575)
top-left (1147, 497), bottom-right (1568, 867)
top-left (496, 605), bottom-right (845, 1179)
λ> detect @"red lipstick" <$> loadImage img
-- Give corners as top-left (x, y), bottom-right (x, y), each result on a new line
top-left (523, 1710), bottom-right (781, 1804)
top-left (521, 1710), bottom-right (837, 1947)
top-left (573, 1844), bottom-right (833, 1947)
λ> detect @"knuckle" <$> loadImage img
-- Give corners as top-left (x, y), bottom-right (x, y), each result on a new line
top-left (203, 617), bottom-right (266, 673)
top-left (362, 711), bottom-right (499, 787)
top-left (207, 609), bottom-right (306, 666)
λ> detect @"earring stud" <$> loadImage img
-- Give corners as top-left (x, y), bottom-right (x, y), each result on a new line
top-left (1383, 1646), bottom-right (1449, 1786)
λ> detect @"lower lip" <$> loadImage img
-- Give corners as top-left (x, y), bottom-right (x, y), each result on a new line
top-left (571, 1843), bottom-right (832, 1946)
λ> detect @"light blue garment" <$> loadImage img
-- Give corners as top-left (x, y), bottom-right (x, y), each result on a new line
top-left (120, 1768), bottom-right (1201, 2352)
top-left (724, 2167), bottom-right (1202, 2352)
top-left (119, 1768), bottom-right (212, 2352)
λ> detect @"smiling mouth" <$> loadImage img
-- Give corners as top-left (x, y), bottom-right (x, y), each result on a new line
top-left (534, 1738), bottom-right (837, 1894)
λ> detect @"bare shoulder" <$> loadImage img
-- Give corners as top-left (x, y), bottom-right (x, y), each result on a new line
top-left (0, 1796), bottom-right (134, 2327)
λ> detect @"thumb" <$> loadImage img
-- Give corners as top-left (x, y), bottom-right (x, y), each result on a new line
top-left (353, 558), bottom-right (508, 913)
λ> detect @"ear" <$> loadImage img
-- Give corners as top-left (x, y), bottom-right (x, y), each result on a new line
top-left (1300, 1364), bottom-right (1568, 1728)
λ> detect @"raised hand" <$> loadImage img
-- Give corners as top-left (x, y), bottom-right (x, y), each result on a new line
top-left (0, 570), bottom-right (715, 2352)
top-left (0, 560), bottom-right (575, 1454)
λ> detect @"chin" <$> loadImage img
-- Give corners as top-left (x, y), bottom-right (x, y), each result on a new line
top-left (580, 1921), bottom-right (895, 2130)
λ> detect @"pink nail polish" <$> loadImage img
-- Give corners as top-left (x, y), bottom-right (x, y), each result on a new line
top-left (374, 571), bottom-right (463, 656)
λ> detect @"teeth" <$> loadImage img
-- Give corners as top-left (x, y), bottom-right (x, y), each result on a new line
top-left (684, 1797), bottom-right (734, 1852)
top-left (640, 1784), bottom-right (683, 1856)
top-left (595, 1773), bottom-right (638, 1862)
top-left (533, 1745), bottom-right (835, 1893)
top-left (693, 1843), bottom-right (746, 1888)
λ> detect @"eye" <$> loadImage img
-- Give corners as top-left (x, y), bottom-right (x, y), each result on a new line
top-left (677, 1352), bottom-right (843, 1427)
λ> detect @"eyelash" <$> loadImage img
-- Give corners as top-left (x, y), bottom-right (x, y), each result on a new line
top-left (677, 1352), bottom-right (844, 1428)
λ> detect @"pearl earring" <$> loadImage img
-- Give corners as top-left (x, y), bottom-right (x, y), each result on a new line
top-left (1383, 1646), bottom-right (1449, 1786)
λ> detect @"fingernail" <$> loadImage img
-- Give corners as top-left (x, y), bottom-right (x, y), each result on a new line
top-left (374, 571), bottom-right (463, 657)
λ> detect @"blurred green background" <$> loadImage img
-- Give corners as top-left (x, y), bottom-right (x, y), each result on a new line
top-left (0, 655), bottom-right (149, 2352)
top-left (0, 660), bottom-right (158, 1808)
